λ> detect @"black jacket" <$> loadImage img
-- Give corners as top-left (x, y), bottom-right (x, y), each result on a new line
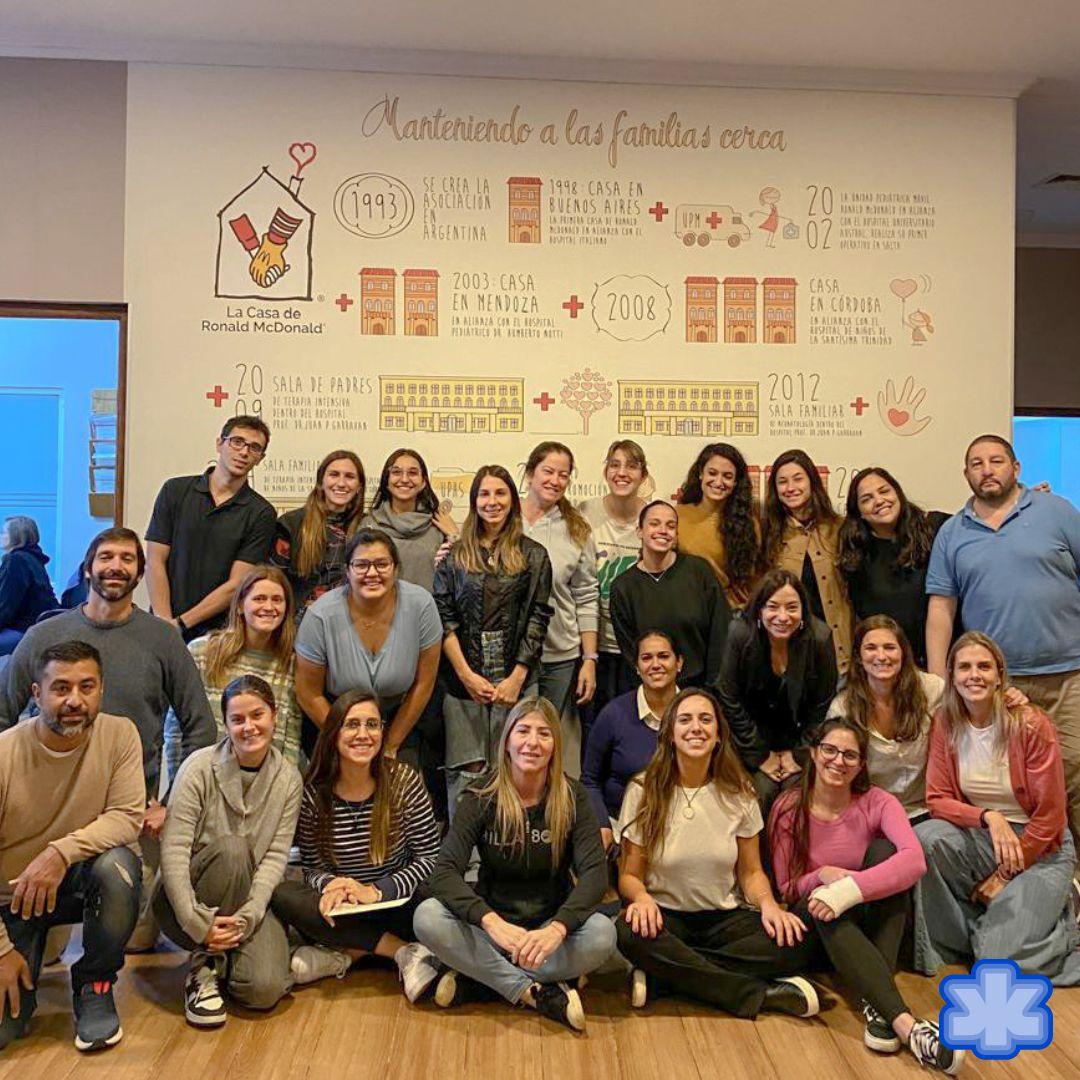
top-left (0, 545), bottom-right (58, 633)
top-left (432, 536), bottom-right (553, 698)
top-left (716, 612), bottom-right (838, 770)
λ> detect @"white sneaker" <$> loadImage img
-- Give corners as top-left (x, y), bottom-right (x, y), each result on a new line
top-left (395, 943), bottom-right (442, 1004)
top-left (630, 968), bottom-right (647, 1009)
top-left (184, 957), bottom-right (226, 1027)
top-left (290, 944), bottom-right (351, 986)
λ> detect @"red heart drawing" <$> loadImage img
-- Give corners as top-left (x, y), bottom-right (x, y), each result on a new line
top-left (888, 408), bottom-right (910, 427)
top-left (288, 142), bottom-right (318, 175)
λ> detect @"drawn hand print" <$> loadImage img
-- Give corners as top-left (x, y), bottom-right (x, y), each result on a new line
top-left (878, 376), bottom-right (931, 437)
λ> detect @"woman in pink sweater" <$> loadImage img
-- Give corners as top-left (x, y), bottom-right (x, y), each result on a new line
top-left (770, 718), bottom-right (961, 1075)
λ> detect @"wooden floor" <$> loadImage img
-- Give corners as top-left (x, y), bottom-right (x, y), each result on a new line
top-left (3, 946), bottom-right (1079, 1078)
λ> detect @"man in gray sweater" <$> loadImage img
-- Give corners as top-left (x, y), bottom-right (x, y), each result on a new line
top-left (0, 527), bottom-right (217, 949)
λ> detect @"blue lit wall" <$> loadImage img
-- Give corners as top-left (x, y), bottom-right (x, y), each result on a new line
top-left (1014, 416), bottom-right (1080, 511)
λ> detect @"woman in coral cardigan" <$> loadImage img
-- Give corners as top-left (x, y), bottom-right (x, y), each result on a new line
top-left (914, 631), bottom-right (1080, 985)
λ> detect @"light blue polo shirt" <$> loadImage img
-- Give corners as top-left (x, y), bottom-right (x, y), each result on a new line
top-left (926, 486), bottom-right (1080, 675)
top-left (295, 580), bottom-right (442, 713)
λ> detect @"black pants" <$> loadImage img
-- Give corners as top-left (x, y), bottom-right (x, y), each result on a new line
top-left (615, 903), bottom-right (817, 1018)
top-left (811, 837), bottom-right (909, 1023)
top-left (270, 880), bottom-right (417, 952)
top-left (579, 653), bottom-right (634, 766)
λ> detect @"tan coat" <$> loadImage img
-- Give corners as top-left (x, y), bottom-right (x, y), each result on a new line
top-left (775, 517), bottom-right (853, 674)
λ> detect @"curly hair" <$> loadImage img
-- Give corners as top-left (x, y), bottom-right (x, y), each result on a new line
top-left (837, 466), bottom-right (935, 574)
top-left (679, 443), bottom-right (761, 592)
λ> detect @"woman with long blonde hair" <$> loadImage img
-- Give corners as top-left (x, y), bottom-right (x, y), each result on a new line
top-left (169, 565), bottom-right (303, 769)
top-left (915, 631), bottom-right (1080, 986)
top-left (433, 466), bottom-right (552, 811)
top-left (616, 687), bottom-right (818, 1018)
top-left (414, 697), bottom-right (616, 1031)
top-left (273, 450), bottom-right (366, 615)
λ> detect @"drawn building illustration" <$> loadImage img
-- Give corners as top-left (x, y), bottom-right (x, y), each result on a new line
top-left (750, 462), bottom-right (831, 501)
top-left (508, 177), bottom-right (542, 243)
top-left (379, 376), bottom-right (524, 433)
top-left (360, 268), bottom-right (396, 335)
top-left (685, 276), bottom-right (719, 343)
top-left (763, 276), bottom-right (797, 343)
top-left (723, 277), bottom-right (757, 342)
top-left (617, 381), bottom-right (759, 438)
top-left (403, 269), bottom-right (439, 336)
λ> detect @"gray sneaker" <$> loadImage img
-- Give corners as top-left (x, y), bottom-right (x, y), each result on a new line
top-left (395, 942), bottom-right (442, 1004)
top-left (290, 944), bottom-right (351, 986)
top-left (73, 981), bottom-right (123, 1052)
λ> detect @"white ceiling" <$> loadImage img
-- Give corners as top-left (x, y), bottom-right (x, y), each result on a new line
top-left (5, 0), bottom-right (1080, 239)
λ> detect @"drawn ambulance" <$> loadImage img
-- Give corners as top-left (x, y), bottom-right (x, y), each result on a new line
top-left (674, 204), bottom-right (752, 248)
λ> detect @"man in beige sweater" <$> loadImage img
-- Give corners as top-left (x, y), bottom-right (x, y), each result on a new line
top-left (0, 640), bottom-right (145, 1053)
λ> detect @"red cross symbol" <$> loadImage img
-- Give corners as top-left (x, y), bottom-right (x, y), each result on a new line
top-left (563, 295), bottom-right (584, 318)
top-left (648, 201), bottom-right (668, 222)
top-left (850, 396), bottom-right (869, 416)
top-left (335, 293), bottom-right (354, 312)
top-left (533, 392), bottom-right (555, 411)
top-left (706, 210), bottom-right (723, 229)
top-left (205, 385), bottom-right (229, 408)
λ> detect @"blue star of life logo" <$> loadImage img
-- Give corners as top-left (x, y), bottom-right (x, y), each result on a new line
top-left (939, 959), bottom-right (1053, 1059)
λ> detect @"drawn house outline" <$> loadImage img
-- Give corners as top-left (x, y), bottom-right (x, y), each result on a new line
top-left (215, 167), bottom-right (315, 301)
top-left (762, 276), bottom-right (797, 343)
top-left (685, 276), bottom-right (719, 343)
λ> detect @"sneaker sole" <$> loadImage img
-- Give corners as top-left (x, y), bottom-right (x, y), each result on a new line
top-left (776, 976), bottom-right (819, 1018)
top-left (564, 987), bottom-right (586, 1032)
top-left (864, 1029), bottom-right (901, 1053)
top-left (184, 1006), bottom-right (227, 1028)
top-left (434, 971), bottom-right (458, 1008)
top-left (630, 971), bottom-right (647, 1009)
top-left (74, 1025), bottom-right (123, 1052)
top-left (403, 965), bottom-right (441, 1005)
top-left (943, 1048), bottom-right (966, 1076)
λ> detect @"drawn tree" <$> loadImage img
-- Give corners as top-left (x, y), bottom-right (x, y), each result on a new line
top-left (560, 368), bottom-right (613, 435)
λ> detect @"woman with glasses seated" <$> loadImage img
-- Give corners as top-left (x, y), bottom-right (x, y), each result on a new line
top-left (294, 528), bottom-right (442, 763)
top-left (769, 719), bottom-right (961, 1075)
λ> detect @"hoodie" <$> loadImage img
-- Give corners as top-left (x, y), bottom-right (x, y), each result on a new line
top-left (0, 544), bottom-right (58, 632)
top-left (361, 505), bottom-right (444, 593)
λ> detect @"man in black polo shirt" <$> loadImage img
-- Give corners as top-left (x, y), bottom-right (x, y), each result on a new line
top-left (145, 415), bottom-right (276, 641)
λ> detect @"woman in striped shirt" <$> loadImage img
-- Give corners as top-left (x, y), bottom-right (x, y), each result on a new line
top-left (270, 690), bottom-right (443, 998)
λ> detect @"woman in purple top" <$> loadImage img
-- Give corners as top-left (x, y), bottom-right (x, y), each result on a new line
top-left (769, 718), bottom-right (960, 1075)
top-left (581, 630), bottom-right (682, 849)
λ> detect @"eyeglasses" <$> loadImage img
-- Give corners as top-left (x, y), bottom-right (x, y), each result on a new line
top-left (342, 717), bottom-right (383, 733)
top-left (224, 435), bottom-right (266, 457)
top-left (817, 742), bottom-right (861, 766)
top-left (349, 558), bottom-right (394, 575)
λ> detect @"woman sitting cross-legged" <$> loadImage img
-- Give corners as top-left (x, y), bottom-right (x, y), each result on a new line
top-left (413, 697), bottom-right (617, 1032)
top-left (914, 631), bottom-right (1080, 987)
top-left (614, 687), bottom-right (820, 1019)
top-left (769, 718), bottom-right (962, 1075)
top-left (155, 675), bottom-right (302, 1027)
top-left (270, 690), bottom-right (443, 999)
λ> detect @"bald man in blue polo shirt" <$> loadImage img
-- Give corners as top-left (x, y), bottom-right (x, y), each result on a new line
top-left (926, 433), bottom-right (1080, 848)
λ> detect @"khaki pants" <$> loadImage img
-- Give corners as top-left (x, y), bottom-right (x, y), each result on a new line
top-left (1012, 669), bottom-right (1080, 856)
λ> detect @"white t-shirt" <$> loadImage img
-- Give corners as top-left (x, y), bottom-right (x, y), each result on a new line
top-left (617, 779), bottom-right (763, 911)
top-left (957, 722), bottom-right (1028, 824)
top-left (580, 497), bottom-right (641, 654)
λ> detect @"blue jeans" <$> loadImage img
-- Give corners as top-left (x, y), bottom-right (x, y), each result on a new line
top-left (413, 898), bottom-right (617, 1004)
top-left (0, 846), bottom-right (141, 1047)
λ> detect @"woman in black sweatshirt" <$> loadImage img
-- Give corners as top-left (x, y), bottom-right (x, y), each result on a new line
top-left (610, 500), bottom-right (730, 688)
top-left (413, 697), bottom-right (616, 1031)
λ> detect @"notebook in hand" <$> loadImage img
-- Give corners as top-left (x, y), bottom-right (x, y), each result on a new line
top-left (329, 895), bottom-right (410, 917)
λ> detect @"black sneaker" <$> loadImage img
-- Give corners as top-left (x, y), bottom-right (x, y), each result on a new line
top-left (861, 1000), bottom-right (900, 1052)
top-left (908, 1018), bottom-right (965, 1075)
top-left (531, 981), bottom-right (585, 1032)
top-left (184, 957), bottom-right (227, 1027)
top-left (73, 981), bottom-right (123, 1052)
top-left (761, 976), bottom-right (820, 1018)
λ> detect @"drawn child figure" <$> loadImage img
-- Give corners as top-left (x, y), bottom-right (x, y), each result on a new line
top-left (757, 187), bottom-right (781, 248)
top-left (905, 310), bottom-right (934, 346)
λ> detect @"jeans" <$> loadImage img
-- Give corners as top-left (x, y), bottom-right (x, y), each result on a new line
top-left (413, 898), bottom-right (617, 1004)
top-left (0, 846), bottom-right (141, 1048)
top-left (154, 835), bottom-right (291, 1010)
top-left (913, 818), bottom-right (1080, 986)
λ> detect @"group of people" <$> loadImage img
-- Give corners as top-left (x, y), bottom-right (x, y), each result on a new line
top-left (2, 415), bottom-right (1080, 1074)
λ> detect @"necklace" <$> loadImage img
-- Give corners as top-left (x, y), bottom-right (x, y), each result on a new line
top-left (679, 784), bottom-right (706, 820)
top-left (643, 566), bottom-right (669, 584)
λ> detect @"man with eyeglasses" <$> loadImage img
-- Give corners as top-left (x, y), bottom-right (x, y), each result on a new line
top-left (146, 416), bottom-right (277, 642)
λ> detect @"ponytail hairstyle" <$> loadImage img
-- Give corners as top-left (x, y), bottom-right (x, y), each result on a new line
top-left (763, 448), bottom-right (838, 564)
top-left (626, 687), bottom-right (753, 864)
top-left (678, 442), bottom-right (761, 591)
top-left (772, 718), bottom-right (869, 902)
top-left (524, 441), bottom-right (591, 549)
top-left (454, 465), bottom-right (527, 575)
top-left (294, 451), bottom-right (366, 577)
